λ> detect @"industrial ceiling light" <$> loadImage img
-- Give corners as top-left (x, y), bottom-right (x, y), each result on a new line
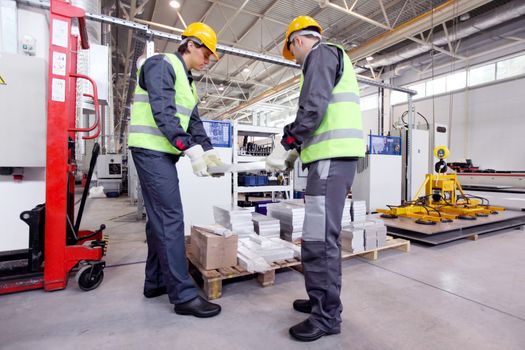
top-left (218, 84), bottom-right (224, 91)
top-left (200, 98), bottom-right (207, 104)
top-left (366, 56), bottom-right (374, 62)
top-left (169, 1), bottom-right (181, 9)
top-left (243, 68), bottom-right (250, 73)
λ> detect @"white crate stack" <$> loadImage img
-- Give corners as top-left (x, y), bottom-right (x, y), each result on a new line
top-left (213, 205), bottom-right (255, 237)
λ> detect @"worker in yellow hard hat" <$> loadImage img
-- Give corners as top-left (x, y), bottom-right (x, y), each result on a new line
top-left (128, 22), bottom-right (224, 318)
top-left (267, 15), bottom-right (364, 341)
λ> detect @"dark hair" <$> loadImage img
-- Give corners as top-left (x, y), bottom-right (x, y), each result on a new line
top-left (178, 39), bottom-right (204, 55)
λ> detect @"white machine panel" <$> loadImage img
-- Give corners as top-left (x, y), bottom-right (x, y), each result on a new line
top-left (0, 53), bottom-right (47, 167)
top-left (96, 154), bottom-right (122, 179)
top-left (0, 168), bottom-right (45, 252)
top-left (352, 154), bottom-right (402, 213)
top-left (409, 129), bottom-right (430, 199)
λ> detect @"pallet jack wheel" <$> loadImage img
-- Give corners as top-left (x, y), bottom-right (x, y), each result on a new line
top-left (415, 219), bottom-right (436, 225)
top-left (491, 211), bottom-right (499, 215)
top-left (458, 215), bottom-right (476, 220)
top-left (476, 213), bottom-right (489, 217)
top-left (380, 214), bottom-right (398, 219)
top-left (440, 218), bottom-right (453, 223)
top-left (76, 263), bottom-right (105, 291)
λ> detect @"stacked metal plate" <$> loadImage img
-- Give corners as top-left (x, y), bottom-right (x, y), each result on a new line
top-left (241, 235), bottom-right (295, 263)
top-left (351, 200), bottom-right (367, 222)
top-left (213, 205), bottom-right (255, 237)
top-left (252, 212), bottom-right (281, 238)
top-left (237, 234), bottom-right (300, 273)
top-left (341, 218), bottom-right (387, 252)
top-left (341, 226), bottom-right (365, 253)
top-left (342, 199), bottom-right (352, 227)
top-left (267, 202), bottom-right (305, 241)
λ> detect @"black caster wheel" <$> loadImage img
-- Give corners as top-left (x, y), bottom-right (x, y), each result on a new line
top-left (380, 214), bottom-right (398, 219)
top-left (76, 264), bottom-right (104, 291)
top-left (458, 215), bottom-right (476, 220)
top-left (476, 213), bottom-right (489, 217)
top-left (491, 211), bottom-right (499, 215)
top-left (440, 218), bottom-right (453, 223)
top-left (416, 219), bottom-right (436, 225)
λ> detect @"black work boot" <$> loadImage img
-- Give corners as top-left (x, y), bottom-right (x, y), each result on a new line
top-left (174, 296), bottom-right (221, 318)
top-left (293, 299), bottom-right (312, 313)
top-left (289, 318), bottom-right (340, 342)
top-left (143, 286), bottom-right (167, 298)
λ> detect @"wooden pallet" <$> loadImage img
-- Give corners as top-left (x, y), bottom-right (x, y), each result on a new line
top-left (187, 252), bottom-right (301, 300)
top-left (187, 236), bottom-right (410, 300)
top-left (341, 236), bottom-right (411, 261)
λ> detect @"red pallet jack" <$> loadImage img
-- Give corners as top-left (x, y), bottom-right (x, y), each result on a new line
top-left (0, 0), bottom-right (107, 294)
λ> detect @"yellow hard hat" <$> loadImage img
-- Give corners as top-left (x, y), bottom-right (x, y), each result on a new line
top-left (181, 22), bottom-right (219, 60)
top-left (282, 16), bottom-right (322, 61)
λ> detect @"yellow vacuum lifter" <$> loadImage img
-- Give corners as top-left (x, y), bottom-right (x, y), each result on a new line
top-left (377, 146), bottom-right (505, 225)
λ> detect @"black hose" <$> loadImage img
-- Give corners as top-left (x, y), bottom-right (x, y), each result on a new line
top-left (398, 111), bottom-right (430, 129)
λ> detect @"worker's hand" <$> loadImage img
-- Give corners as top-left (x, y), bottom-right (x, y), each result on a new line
top-left (203, 149), bottom-right (225, 177)
top-left (285, 149), bottom-right (299, 170)
top-left (184, 145), bottom-right (209, 177)
top-left (265, 142), bottom-right (289, 172)
top-left (203, 149), bottom-right (225, 167)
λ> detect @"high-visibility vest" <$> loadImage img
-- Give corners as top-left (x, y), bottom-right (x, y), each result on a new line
top-left (299, 42), bottom-right (365, 164)
top-left (128, 53), bottom-right (198, 154)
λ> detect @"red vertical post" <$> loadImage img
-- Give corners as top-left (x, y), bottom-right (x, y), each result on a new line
top-left (44, 0), bottom-right (86, 291)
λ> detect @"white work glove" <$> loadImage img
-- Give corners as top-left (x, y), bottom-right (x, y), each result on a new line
top-left (203, 149), bottom-right (225, 167)
top-left (265, 142), bottom-right (289, 172)
top-left (285, 149), bottom-right (299, 170)
top-left (184, 145), bottom-right (209, 177)
top-left (203, 149), bottom-right (225, 177)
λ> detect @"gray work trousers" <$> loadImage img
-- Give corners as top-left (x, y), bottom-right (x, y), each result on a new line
top-left (302, 158), bottom-right (357, 332)
top-left (131, 147), bottom-right (198, 305)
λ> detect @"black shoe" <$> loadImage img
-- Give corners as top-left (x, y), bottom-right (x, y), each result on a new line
top-left (293, 299), bottom-right (312, 314)
top-left (174, 296), bottom-right (221, 318)
top-left (289, 319), bottom-right (340, 342)
top-left (143, 286), bottom-right (167, 298)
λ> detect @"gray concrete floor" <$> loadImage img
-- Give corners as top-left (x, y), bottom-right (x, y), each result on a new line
top-left (1, 196), bottom-right (525, 350)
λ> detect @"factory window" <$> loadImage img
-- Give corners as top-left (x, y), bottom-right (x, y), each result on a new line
top-left (390, 91), bottom-right (407, 105)
top-left (425, 76), bottom-right (447, 96)
top-left (496, 54), bottom-right (525, 80)
top-left (408, 82), bottom-right (426, 99)
top-left (360, 94), bottom-right (378, 111)
top-left (446, 70), bottom-right (467, 92)
top-left (468, 63), bottom-right (496, 87)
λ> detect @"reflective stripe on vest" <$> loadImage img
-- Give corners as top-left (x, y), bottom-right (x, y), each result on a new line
top-left (133, 94), bottom-right (195, 117)
top-left (128, 53), bottom-right (198, 154)
top-left (300, 42), bottom-right (365, 164)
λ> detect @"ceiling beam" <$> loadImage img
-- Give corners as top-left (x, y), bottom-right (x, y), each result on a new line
top-left (344, 0), bottom-right (493, 62)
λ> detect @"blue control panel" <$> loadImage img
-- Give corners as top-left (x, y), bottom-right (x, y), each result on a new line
top-left (202, 120), bottom-right (232, 148)
top-left (369, 135), bottom-right (402, 155)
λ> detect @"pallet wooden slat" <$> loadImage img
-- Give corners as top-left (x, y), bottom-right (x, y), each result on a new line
top-left (187, 235), bottom-right (409, 300)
